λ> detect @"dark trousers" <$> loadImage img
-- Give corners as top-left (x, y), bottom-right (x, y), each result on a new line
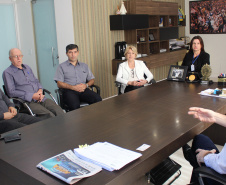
top-left (63, 88), bottom-right (102, 111)
top-left (0, 113), bottom-right (41, 134)
top-left (124, 85), bottom-right (144, 93)
top-left (189, 134), bottom-right (221, 185)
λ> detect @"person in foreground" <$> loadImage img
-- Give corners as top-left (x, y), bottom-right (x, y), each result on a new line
top-left (3, 48), bottom-right (64, 118)
top-left (183, 107), bottom-right (226, 185)
top-left (116, 45), bottom-right (153, 94)
top-left (0, 89), bottom-right (41, 134)
top-left (182, 36), bottom-right (210, 79)
top-left (54, 44), bottom-right (102, 111)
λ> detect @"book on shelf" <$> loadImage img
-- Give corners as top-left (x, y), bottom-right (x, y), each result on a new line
top-left (159, 17), bottom-right (163, 27)
top-left (37, 150), bottom-right (102, 184)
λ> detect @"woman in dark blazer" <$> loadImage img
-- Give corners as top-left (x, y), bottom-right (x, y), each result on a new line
top-left (182, 36), bottom-right (210, 79)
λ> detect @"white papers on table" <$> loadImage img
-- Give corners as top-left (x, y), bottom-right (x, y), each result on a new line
top-left (74, 142), bottom-right (142, 171)
top-left (136, 144), bottom-right (151, 151)
top-left (199, 89), bottom-right (226, 99)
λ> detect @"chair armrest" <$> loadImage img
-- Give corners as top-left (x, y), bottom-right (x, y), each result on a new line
top-left (194, 166), bottom-right (226, 184)
top-left (8, 97), bottom-right (22, 112)
top-left (43, 89), bottom-right (58, 105)
top-left (149, 78), bottom-right (156, 84)
top-left (54, 88), bottom-right (70, 112)
top-left (90, 85), bottom-right (100, 95)
top-left (10, 97), bottom-right (26, 104)
top-left (10, 97), bottom-right (35, 116)
top-left (43, 89), bottom-right (51, 94)
top-left (54, 89), bottom-right (61, 105)
top-left (115, 81), bottom-right (122, 87)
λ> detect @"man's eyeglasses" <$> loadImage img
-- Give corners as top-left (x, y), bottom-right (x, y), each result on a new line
top-left (10, 55), bottom-right (24, 59)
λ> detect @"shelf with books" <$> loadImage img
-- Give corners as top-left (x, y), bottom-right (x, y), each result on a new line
top-left (149, 28), bottom-right (159, 42)
top-left (124, 15), bottom-right (178, 55)
top-left (169, 15), bottom-right (178, 27)
top-left (159, 15), bottom-right (168, 27)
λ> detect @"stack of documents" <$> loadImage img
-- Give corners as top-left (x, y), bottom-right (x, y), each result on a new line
top-left (199, 88), bottom-right (226, 99)
top-left (74, 142), bottom-right (142, 171)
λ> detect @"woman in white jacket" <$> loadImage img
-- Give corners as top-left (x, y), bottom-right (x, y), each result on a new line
top-left (116, 45), bottom-right (153, 94)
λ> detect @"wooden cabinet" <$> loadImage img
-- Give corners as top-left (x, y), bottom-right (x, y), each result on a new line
top-left (124, 14), bottom-right (178, 55)
top-left (111, 0), bottom-right (187, 75)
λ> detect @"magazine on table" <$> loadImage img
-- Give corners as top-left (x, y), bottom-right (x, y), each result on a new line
top-left (37, 150), bottom-right (102, 184)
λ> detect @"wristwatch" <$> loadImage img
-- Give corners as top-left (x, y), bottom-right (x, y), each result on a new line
top-left (86, 83), bottom-right (89, 88)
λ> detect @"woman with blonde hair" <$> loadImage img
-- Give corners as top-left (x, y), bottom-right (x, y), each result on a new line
top-left (116, 45), bottom-right (153, 94)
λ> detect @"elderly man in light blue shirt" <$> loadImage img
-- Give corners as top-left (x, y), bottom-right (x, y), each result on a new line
top-left (54, 44), bottom-right (102, 111)
top-left (3, 48), bottom-right (64, 118)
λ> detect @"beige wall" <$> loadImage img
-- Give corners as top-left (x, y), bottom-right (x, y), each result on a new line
top-left (71, 0), bottom-right (185, 98)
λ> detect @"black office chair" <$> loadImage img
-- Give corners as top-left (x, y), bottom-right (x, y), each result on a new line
top-left (115, 61), bottom-right (156, 95)
top-left (194, 166), bottom-right (226, 185)
top-left (55, 85), bottom-right (100, 112)
top-left (146, 157), bottom-right (181, 185)
top-left (3, 85), bottom-right (58, 116)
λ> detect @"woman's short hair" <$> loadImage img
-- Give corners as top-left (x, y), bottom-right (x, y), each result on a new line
top-left (124, 45), bottom-right (138, 58)
top-left (189, 36), bottom-right (205, 52)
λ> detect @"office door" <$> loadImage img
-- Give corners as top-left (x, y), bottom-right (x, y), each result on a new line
top-left (32, 0), bottom-right (59, 98)
top-left (0, 4), bottom-right (17, 87)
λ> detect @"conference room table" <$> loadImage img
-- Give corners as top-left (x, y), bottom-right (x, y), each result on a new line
top-left (0, 80), bottom-right (226, 185)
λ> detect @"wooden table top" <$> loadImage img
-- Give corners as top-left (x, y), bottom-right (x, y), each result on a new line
top-left (0, 81), bottom-right (226, 185)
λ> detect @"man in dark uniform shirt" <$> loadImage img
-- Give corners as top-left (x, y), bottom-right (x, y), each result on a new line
top-left (0, 89), bottom-right (41, 134)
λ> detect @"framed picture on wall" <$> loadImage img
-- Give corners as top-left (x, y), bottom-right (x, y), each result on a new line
top-left (190, 0), bottom-right (226, 34)
top-left (167, 65), bottom-right (188, 82)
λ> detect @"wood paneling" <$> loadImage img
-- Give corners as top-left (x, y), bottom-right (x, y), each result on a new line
top-left (125, 1), bottom-right (178, 15)
top-left (72, 0), bottom-right (124, 98)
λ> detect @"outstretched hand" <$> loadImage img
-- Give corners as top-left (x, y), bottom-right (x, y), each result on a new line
top-left (188, 107), bottom-right (216, 123)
